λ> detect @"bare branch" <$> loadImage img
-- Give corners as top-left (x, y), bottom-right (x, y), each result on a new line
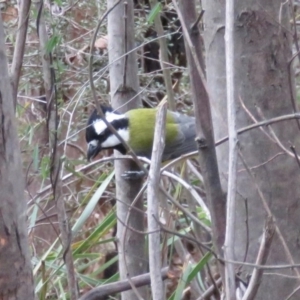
top-left (177, 0), bottom-right (226, 285)
top-left (147, 101), bottom-right (167, 300)
top-left (242, 217), bottom-right (275, 300)
top-left (290, 145), bottom-right (300, 169)
top-left (79, 267), bottom-right (169, 300)
top-left (149, 0), bottom-right (175, 110)
top-left (284, 284), bottom-right (300, 300)
top-left (224, 0), bottom-right (238, 297)
top-left (196, 278), bottom-right (222, 300)
top-left (287, 0), bottom-right (300, 131)
top-left (10, 0), bottom-right (31, 107)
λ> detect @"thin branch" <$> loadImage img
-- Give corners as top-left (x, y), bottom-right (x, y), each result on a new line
top-left (158, 184), bottom-right (210, 233)
top-left (286, 25), bottom-right (300, 131)
top-left (155, 216), bottom-right (216, 254)
top-left (191, 10), bottom-right (205, 32)
top-left (237, 152), bottom-right (286, 173)
top-left (176, 0), bottom-right (226, 286)
top-left (222, 259), bottom-right (300, 270)
top-left (239, 96), bottom-right (276, 143)
top-left (196, 278), bottom-right (222, 300)
top-left (162, 169), bottom-right (209, 218)
top-left (255, 105), bottom-right (296, 159)
top-left (122, 1), bottom-right (128, 87)
top-left (224, 0), bottom-right (238, 297)
top-left (289, 0), bottom-right (300, 62)
top-left (149, 0), bottom-right (175, 110)
top-left (10, 0), bottom-right (31, 107)
top-left (216, 112), bottom-right (300, 148)
top-left (242, 217), bottom-right (275, 300)
top-left (243, 198), bottom-right (249, 264)
top-left (240, 98), bottom-right (300, 166)
top-left (158, 215), bottom-right (300, 271)
top-left (79, 267), bottom-right (169, 300)
top-left (290, 145), bottom-right (300, 169)
top-left (284, 284), bottom-right (300, 300)
top-left (147, 101), bottom-right (167, 300)
top-left (172, 0), bottom-right (208, 94)
top-left (239, 151), bottom-right (300, 279)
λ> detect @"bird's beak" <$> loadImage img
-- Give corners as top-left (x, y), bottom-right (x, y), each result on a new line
top-left (87, 143), bottom-right (101, 161)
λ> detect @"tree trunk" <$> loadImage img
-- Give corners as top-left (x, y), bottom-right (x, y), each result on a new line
top-left (107, 1), bottom-right (147, 299)
top-left (0, 14), bottom-right (34, 300)
top-left (203, 0), bottom-right (300, 298)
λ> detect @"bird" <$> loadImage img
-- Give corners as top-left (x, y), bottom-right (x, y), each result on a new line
top-left (85, 105), bottom-right (197, 162)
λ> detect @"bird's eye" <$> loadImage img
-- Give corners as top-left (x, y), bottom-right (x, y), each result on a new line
top-left (89, 140), bottom-right (98, 149)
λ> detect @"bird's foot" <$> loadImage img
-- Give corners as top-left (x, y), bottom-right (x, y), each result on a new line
top-left (121, 170), bottom-right (146, 180)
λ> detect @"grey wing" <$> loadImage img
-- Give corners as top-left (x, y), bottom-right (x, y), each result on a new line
top-left (162, 112), bottom-right (197, 161)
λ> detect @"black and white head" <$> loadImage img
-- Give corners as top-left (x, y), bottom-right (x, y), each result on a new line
top-left (85, 106), bottom-right (129, 161)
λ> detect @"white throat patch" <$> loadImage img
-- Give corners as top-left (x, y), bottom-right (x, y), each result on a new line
top-left (101, 128), bottom-right (129, 148)
top-left (93, 111), bottom-right (126, 135)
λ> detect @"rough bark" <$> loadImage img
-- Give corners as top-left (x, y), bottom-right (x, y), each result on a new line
top-left (203, 0), bottom-right (300, 298)
top-left (0, 14), bottom-right (34, 300)
top-left (107, 1), bottom-right (147, 299)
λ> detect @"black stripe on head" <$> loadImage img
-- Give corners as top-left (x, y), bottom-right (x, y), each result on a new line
top-left (86, 108), bottom-right (129, 154)
top-left (86, 106), bottom-right (119, 143)
top-left (100, 118), bottom-right (129, 153)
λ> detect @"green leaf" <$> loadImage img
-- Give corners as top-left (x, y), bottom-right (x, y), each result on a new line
top-left (73, 209), bottom-right (116, 254)
top-left (40, 156), bottom-right (51, 180)
top-left (58, 280), bottom-right (66, 300)
top-left (33, 144), bottom-right (39, 171)
top-left (90, 254), bottom-right (118, 278)
top-left (147, 2), bottom-right (161, 24)
top-left (28, 201), bottom-right (39, 230)
top-left (45, 35), bottom-right (61, 53)
top-left (54, 0), bottom-right (63, 5)
top-left (29, 125), bottom-right (34, 145)
top-left (169, 252), bottom-right (212, 300)
top-left (72, 171), bottom-right (115, 235)
top-left (173, 262), bottom-right (193, 300)
top-left (186, 252), bottom-right (212, 283)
